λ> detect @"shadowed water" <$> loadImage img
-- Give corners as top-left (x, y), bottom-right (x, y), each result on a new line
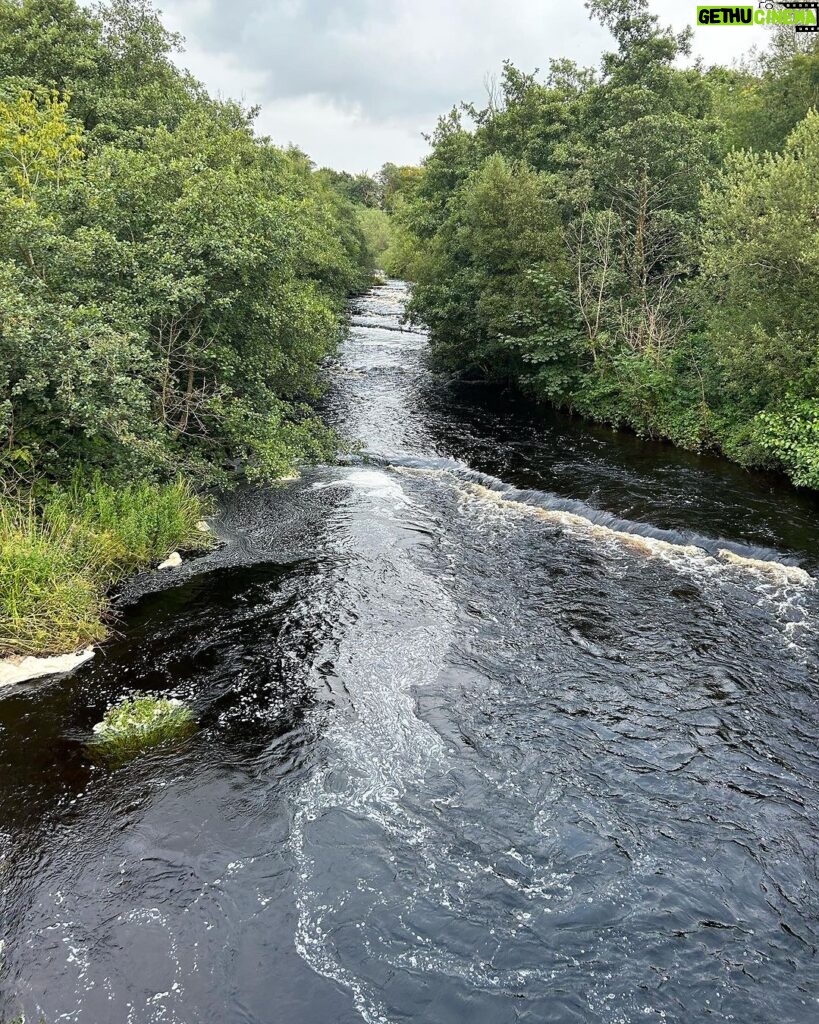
top-left (1, 282), bottom-right (818, 1024)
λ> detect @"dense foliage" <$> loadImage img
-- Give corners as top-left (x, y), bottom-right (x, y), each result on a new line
top-left (0, 0), bottom-right (379, 655)
top-left (392, 0), bottom-right (819, 489)
top-left (0, 0), bottom-right (374, 493)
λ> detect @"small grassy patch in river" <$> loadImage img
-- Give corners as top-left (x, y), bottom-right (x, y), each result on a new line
top-left (87, 696), bottom-right (197, 764)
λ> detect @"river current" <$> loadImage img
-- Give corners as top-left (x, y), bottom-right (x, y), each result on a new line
top-left (1, 282), bottom-right (818, 1023)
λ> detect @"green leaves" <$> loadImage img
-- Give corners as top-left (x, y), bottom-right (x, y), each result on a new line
top-left (0, 475), bottom-right (210, 656)
top-left (396, 5), bottom-right (819, 489)
top-left (698, 110), bottom-right (819, 475)
top-left (755, 399), bottom-right (819, 489)
top-left (407, 154), bottom-right (574, 382)
top-left (0, 4), bottom-right (372, 492)
top-left (0, 88), bottom-right (82, 201)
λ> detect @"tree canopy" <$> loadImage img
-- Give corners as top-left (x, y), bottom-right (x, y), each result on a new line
top-left (388, 4), bottom-right (819, 490)
top-left (0, 0), bottom-right (375, 492)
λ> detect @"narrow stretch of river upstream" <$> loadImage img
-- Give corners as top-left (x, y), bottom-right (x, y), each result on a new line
top-left (1, 282), bottom-right (818, 1024)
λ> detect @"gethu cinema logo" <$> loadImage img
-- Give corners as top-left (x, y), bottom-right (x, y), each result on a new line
top-left (696, 3), bottom-right (819, 27)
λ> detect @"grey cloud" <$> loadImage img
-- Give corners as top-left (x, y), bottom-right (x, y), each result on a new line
top-left (164, 0), bottom-right (609, 122)
top-left (155, 0), bottom-right (768, 170)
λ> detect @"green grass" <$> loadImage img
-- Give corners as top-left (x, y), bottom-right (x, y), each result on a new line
top-left (0, 476), bottom-right (212, 658)
top-left (0, 504), bottom-right (110, 656)
top-left (45, 474), bottom-right (209, 572)
top-left (86, 696), bottom-right (196, 764)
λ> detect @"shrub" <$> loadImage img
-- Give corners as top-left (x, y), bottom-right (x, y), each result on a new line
top-left (44, 473), bottom-right (210, 571)
top-left (0, 503), bottom-right (109, 656)
top-left (754, 398), bottom-right (819, 489)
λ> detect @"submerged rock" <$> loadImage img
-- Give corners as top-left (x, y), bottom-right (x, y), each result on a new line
top-left (158, 551), bottom-right (183, 570)
top-left (0, 648), bottom-right (95, 687)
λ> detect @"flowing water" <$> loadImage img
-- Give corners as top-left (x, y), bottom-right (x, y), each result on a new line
top-left (2, 282), bottom-right (819, 1024)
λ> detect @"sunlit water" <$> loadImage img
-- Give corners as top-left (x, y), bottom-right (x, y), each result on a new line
top-left (2, 282), bottom-right (818, 1024)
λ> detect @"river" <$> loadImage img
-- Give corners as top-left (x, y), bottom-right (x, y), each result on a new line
top-left (1, 282), bottom-right (818, 1024)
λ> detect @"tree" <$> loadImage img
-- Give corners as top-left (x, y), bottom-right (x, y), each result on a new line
top-left (0, 2), bottom-right (373, 489)
top-left (700, 109), bottom-right (819, 471)
top-left (408, 154), bottom-right (576, 390)
top-left (0, 88), bottom-right (82, 200)
top-left (394, 1), bottom-right (819, 485)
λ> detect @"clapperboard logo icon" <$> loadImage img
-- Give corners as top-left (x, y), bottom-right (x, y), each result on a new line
top-left (778, 2), bottom-right (819, 31)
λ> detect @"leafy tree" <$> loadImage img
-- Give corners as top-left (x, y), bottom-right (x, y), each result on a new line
top-left (0, 0), bottom-right (107, 118)
top-left (700, 109), bottom-right (819, 470)
top-left (0, 1), bottom-right (373, 489)
top-left (409, 154), bottom-right (577, 392)
top-left (356, 207), bottom-right (392, 266)
top-left (393, 0), bottom-right (819, 488)
top-left (728, 28), bottom-right (819, 153)
top-left (0, 88), bottom-right (82, 200)
top-left (378, 162), bottom-right (422, 213)
top-left (317, 168), bottom-right (382, 208)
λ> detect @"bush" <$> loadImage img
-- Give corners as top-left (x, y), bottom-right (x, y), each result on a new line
top-left (87, 696), bottom-right (196, 764)
top-left (754, 398), bottom-right (819, 489)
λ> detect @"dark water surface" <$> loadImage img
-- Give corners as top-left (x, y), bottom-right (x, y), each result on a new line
top-left (2, 282), bottom-right (818, 1024)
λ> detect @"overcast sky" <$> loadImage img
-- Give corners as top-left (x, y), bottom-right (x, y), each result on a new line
top-left (154, 0), bottom-right (770, 173)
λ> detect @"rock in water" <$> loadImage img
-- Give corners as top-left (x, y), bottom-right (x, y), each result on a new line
top-left (158, 551), bottom-right (183, 570)
top-left (0, 648), bottom-right (95, 687)
top-left (87, 696), bottom-right (197, 764)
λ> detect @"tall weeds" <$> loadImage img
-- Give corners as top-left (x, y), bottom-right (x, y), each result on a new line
top-left (45, 474), bottom-right (207, 571)
top-left (0, 478), bottom-right (212, 657)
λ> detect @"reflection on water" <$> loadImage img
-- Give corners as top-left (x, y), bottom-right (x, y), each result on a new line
top-left (1, 283), bottom-right (818, 1024)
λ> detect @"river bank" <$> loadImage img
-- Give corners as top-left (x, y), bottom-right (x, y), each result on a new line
top-left (0, 478), bottom-right (212, 669)
top-left (423, 364), bottom-right (819, 528)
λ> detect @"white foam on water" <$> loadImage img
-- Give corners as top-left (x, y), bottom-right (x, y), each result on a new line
top-left (41, 904), bottom-right (189, 1024)
top-left (437, 471), bottom-right (812, 583)
top-left (290, 469), bottom-right (457, 1024)
top-left (344, 468), bottom-right (411, 498)
top-left (394, 465), bottom-right (817, 661)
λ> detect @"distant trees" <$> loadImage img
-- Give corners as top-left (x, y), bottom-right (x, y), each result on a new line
top-left (317, 162), bottom-right (426, 274)
top-left (393, 0), bottom-right (819, 489)
top-left (316, 167), bottom-right (383, 208)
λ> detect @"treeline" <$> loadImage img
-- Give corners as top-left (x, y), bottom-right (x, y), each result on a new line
top-left (0, 0), bottom-right (375, 493)
top-left (388, 0), bottom-right (819, 490)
